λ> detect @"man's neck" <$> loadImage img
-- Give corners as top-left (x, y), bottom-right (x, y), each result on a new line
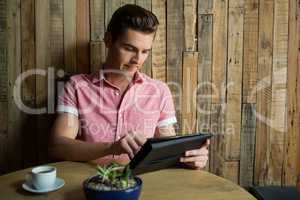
top-left (102, 64), bottom-right (135, 90)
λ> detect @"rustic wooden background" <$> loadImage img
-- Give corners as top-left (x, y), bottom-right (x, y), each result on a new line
top-left (0, 0), bottom-right (299, 188)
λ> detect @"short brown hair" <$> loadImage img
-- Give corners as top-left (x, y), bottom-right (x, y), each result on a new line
top-left (106, 4), bottom-right (159, 42)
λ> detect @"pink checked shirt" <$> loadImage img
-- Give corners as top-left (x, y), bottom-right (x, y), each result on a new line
top-left (57, 70), bottom-right (177, 164)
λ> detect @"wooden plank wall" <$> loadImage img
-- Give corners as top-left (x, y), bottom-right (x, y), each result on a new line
top-left (0, 0), bottom-right (299, 188)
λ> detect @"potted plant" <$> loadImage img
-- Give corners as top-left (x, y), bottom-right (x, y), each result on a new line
top-left (83, 162), bottom-right (142, 200)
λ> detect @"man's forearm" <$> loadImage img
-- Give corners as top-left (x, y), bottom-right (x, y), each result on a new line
top-left (49, 136), bottom-right (113, 162)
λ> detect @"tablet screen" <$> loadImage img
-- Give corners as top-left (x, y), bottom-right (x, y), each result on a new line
top-left (129, 133), bottom-right (212, 174)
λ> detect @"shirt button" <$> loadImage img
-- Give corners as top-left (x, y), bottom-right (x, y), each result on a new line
top-left (114, 91), bottom-right (120, 96)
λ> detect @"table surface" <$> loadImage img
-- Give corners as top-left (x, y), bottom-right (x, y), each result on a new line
top-left (0, 161), bottom-right (256, 200)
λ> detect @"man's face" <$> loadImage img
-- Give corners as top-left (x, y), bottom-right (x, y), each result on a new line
top-left (105, 29), bottom-right (155, 76)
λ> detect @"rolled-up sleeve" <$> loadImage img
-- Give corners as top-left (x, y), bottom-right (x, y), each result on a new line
top-left (56, 79), bottom-right (78, 116)
top-left (157, 83), bottom-right (177, 127)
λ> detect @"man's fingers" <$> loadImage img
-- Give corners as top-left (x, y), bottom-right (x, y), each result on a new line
top-left (120, 139), bottom-right (134, 159)
top-left (184, 161), bottom-right (207, 169)
top-left (185, 148), bottom-right (209, 156)
top-left (134, 134), bottom-right (146, 146)
top-left (205, 139), bottom-right (210, 146)
top-left (180, 155), bottom-right (208, 163)
top-left (126, 135), bottom-right (140, 153)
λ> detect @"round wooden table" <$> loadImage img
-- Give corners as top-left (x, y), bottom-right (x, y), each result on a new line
top-left (0, 161), bottom-right (255, 200)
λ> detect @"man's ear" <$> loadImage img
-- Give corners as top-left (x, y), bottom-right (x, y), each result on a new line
top-left (104, 32), bottom-right (112, 48)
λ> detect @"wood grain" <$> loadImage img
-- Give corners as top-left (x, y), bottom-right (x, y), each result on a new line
top-left (209, 104), bottom-right (226, 174)
top-left (284, 0), bottom-right (299, 186)
top-left (224, 0), bottom-right (244, 160)
top-left (0, 0), bottom-right (7, 102)
top-left (223, 161), bottom-right (239, 184)
top-left (152, 0), bottom-right (166, 82)
top-left (254, 0), bottom-right (274, 186)
top-left (105, 0), bottom-right (121, 29)
top-left (181, 52), bottom-right (198, 134)
top-left (121, 0), bottom-right (135, 5)
top-left (0, 0), bottom-right (8, 175)
top-left (197, 13), bottom-right (212, 132)
top-left (136, 0), bottom-right (152, 77)
top-left (243, 0), bottom-right (258, 103)
top-left (184, 0), bottom-right (197, 51)
top-left (21, 0), bottom-right (35, 107)
top-left (21, 0), bottom-right (38, 169)
top-left (64, 0), bottom-right (77, 74)
top-left (50, 0), bottom-right (64, 69)
top-left (90, 41), bottom-right (106, 73)
top-left (76, 0), bottom-right (90, 73)
top-left (212, 0), bottom-right (228, 103)
top-left (240, 104), bottom-right (256, 187)
top-left (7, 0), bottom-right (23, 172)
top-left (90, 0), bottom-right (105, 42)
top-left (35, 0), bottom-right (50, 165)
top-left (198, 0), bottom-right (213, 14)
top-left (268, 0), bottom-right (288, 185)
top-left (166, 0), bottom-right (184, 133)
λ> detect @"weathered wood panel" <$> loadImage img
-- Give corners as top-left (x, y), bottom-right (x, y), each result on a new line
top-left (166, 0), bottom-right (184, 133)
top-left (21, 0), bottom-right (35, 106)
top-left (90, 0), bottom-right (105, 41)
top-left (64, 0), bottom-right (77, 74)
top-left (0, 0), bottom-right (8, 175)
top-left (212, 0), bottom-right (228, 103)
top-left (21, 0), bottom-right (38, 168)
top-left (209, 103), bottom-right (226, 174)
top-left (152, 0), bottom-right (166, 82)
top-left (240, 104), bottom-right (256, 187)
top-left (7, 0), bottom-right (23, 172)
top-left (105, 0), bottom-right (121, 29)
top-left (90, 0), bottom-right (105, 73)
top-left (254, 0), bottom-right (274, 186)
top-left (181, 52), bottom-right (198, 134)
top-left (285, 0), bottom-right (300, 186)
top-left (121, 0), bottom-right (135, 6)
top-left (224, 0), bottom-right (244, 161)
top-left (223, 161), bottom-right (239, 184)
top-left (35, 0), bottom-right (49, 108)
top-left (268, 0), bottom-right (288, 185)
top-left (35, 0), bottom-right (50, 164)
top-left (50, 0), bottom-right (64, 69)
top-left (90, 41), bottom-right (106, 73)
top-left (184, 0), bottom-right (197, 51)
top-left (197, 0), bottom-right (213, 133)
top-left (76, 0), bottom-right (90, 73)
top-left (243, 0), bottom-right (258, 103)
top-left (136, 0), bottom-right (152, 77)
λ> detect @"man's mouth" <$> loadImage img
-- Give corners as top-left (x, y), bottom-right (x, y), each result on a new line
top-left (123, 65), bottom-right (139, 69)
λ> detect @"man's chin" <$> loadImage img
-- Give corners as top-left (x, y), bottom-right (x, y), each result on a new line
top-left (121, 65), bottom-right (139, 74)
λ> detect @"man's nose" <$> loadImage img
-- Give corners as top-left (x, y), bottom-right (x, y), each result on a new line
top-left (131, 52), bottom-right (142, 64)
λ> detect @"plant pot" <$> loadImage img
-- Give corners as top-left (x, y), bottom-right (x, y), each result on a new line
top-left (83, 175), bottom-right (142, 200)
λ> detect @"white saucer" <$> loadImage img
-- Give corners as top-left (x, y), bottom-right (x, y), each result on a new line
top-left (22, 177), bottom-right (65, 194)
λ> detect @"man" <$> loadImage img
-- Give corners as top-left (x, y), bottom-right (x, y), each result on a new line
top-left (50, 4), bottom-right (209, 169)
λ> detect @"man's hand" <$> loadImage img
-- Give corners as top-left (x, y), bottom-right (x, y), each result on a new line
top-left (179, 139), bottom-right (210, 169)
top-left (111, 132), bottom-right (146, 159)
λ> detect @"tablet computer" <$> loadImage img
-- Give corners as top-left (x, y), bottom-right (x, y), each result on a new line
top-left (129, 133), bottom-right (212, 175)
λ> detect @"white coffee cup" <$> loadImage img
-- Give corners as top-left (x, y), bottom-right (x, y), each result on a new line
top-left (26, 165), bottom-right (56, 190)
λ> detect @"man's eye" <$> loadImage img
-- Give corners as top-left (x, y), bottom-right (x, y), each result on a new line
top-left (124, 47), bottom-right (134, 51)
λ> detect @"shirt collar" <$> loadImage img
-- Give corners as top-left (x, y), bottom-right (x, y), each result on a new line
top-left (92, 69), bottom-right (144, 84)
